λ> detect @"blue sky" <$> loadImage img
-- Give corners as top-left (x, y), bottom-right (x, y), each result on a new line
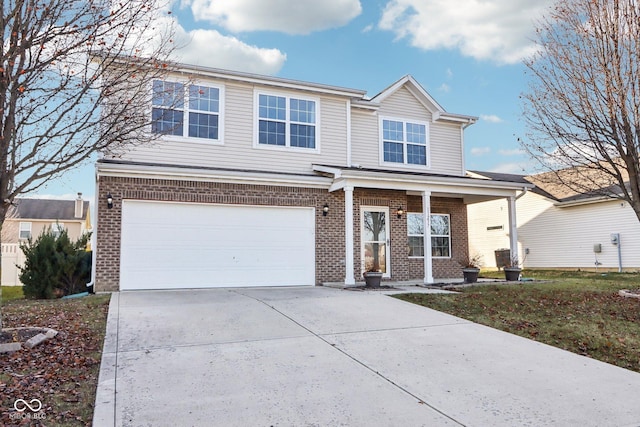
top-left (38, 0), bottom-right (555, 200)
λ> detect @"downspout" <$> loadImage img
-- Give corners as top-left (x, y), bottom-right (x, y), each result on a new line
top-left (516, 186), bottom-right (528, 200)
top-left (88, 166), bottom-right (98, 293)
top-left (460, 120), bottom-right (474, 176)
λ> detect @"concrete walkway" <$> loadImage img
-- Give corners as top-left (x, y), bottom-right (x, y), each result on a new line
top-left (94, 286), bottom-right (640, 426)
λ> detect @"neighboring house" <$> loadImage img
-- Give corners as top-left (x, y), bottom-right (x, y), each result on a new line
top-left (1, 194), bottom-right (91, 286)
top-left (467, 171), bottom-right (640, 271)
top-left (94, 64), bottom-right (530, 291)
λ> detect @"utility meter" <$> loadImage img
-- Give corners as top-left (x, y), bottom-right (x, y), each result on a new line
top-left (611, 233), bottom-right (620, 245)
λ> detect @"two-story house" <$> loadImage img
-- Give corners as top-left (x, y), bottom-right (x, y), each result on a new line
top-left (2, 194), bottom-right (91, 286)
top-left (94, 64), bottom-right (530, 291)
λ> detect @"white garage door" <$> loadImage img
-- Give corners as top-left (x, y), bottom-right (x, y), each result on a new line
top-left (120, 201), bottom-right (316, 290)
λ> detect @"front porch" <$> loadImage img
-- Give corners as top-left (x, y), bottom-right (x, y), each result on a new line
top-left (313, 164), bottom-right (533, 286)
top-left (322, 276), bottom-right (509, 290)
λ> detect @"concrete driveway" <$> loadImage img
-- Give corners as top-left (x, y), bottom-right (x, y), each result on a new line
top-left (94, 286), bottom-right (640, 426)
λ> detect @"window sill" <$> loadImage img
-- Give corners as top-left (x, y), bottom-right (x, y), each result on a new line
top-left (408, 256), bottom-right (452, 260)
top-left (254, 143), bottom-right (320, 154)
top-left (155, 135), bottom-right (224, 146)
top-left (379, 161), bottom-right (431, 170)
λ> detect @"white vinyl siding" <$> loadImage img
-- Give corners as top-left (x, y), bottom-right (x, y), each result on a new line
top-left (430, 122), bottom-right (464, 176)
top-left (351, 109), bottom-right (379, 167)
top-left (351, 87), bottom-right (464, 175)
top-left (116, 81), bottom-right (348, 174)
top-left (468, 192), bottom-right (640, 270)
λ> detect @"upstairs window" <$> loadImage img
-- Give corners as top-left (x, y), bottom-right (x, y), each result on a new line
top-left (152, 80), bottom-right (184, 136)
top-left (381, 118), bottom-right (429, 166)
top-left (19, 222), bottom-right (31, 240)
top-left (257, 93), bottom-right (317, 150)
top-left (51, 222), bottom-right (65, 239)
top-left (152, 80), bottom-right (222, 142)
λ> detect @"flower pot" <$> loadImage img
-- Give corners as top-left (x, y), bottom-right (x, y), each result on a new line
top-left (363, 271), bottom-right (383, 288)
top-left (462, 267), bottom-right (480, 283)
top-left (504, 267), bottom-right (522, 282)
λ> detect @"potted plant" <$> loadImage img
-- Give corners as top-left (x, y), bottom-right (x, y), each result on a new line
top-left (459, 253), bottom-right (483, 283)
top-left (504, 255), bottom-right (522, 281)
top-left (363, 269), bottom-right (383, 288)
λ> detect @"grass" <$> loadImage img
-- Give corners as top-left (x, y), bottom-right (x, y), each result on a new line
top-left (1, 285), bottom-right (24, 302)
top-left (394, 270), bottom-right (640, 373)
top-left (1, 290), bottom-right (111, 425)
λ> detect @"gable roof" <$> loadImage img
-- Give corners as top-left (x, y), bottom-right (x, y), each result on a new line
top-left (7, 198), bottom-right (89, 221)
top-left (369, 75), bottom-right (477, 125)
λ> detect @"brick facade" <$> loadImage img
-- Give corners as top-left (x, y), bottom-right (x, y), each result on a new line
top-left (96, 176), bottom-right (467, 291)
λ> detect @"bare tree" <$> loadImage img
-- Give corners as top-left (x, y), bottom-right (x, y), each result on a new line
top-left (520, 0), bottom-right (640, 220)
top-left (0, 0), bottom-right (176, 327)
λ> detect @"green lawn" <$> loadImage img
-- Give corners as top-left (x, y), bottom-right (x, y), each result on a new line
top-left (1, 285), bottom-right (24, 302)
top-left (394, 270), bottom-right (640, 372)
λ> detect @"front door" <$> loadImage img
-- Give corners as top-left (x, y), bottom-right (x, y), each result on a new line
top-left (361, 206), bottom-right (391, 277)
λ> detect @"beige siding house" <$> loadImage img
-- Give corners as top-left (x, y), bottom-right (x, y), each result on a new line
top-left (2, 194), bottom-right (91, 286)
top-left (95, 65), bottom-right (530, 291)
top-left (467, 171), bottom-right (640, 271)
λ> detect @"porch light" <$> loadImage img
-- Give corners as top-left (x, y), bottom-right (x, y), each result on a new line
top-left (106, 193), bottom-right (113, 209)
top-left (396, 206), bottom-right (405, 219)
top-left (322, 203), bottom-right (329, 216)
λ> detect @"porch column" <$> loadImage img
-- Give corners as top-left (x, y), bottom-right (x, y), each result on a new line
top-left (344, 186), bottom-right (355, 285)
top-left (507, 195), bottom-right (519, 263)
top-left (422, 190), bottom-right (433, 284)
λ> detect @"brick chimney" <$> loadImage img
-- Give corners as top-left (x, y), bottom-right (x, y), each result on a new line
top-left (74, 192), bottom-right (84, 219)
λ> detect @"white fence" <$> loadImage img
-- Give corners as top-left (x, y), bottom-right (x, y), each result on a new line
top-left (2, 243), bottom-right (25, 286)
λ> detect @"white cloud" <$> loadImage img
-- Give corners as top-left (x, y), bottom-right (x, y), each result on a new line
top-left (378, 0), bottom-right (554, 64)
top-left (445, 68), bottom-right (453, 79)
top-left (498, 148), bottom-right (525, 156)
top-left (471, 147), bottom-right (490, 156)
top-left (362, 23), bottom-right (374, 33)
top-left (173, 27), bottom-right (286, 73)
top-left (480, 114), bottom-right (503, 123)
top-left (438, 83), bottom-right (450, 92)
top-left (185, 0), bottom-right (362, 34)
top-left (116, 6), bottom-right (287, 74)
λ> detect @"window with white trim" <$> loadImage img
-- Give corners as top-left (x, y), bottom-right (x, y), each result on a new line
top-left (151, 80), bottom-right (222, 142)
top-left (407, 213), bottom-right (451, 257)
top-left (257, 93), bottom-right (317, 149)
top-left (381, 118), bottom-right (429, 166)
top-left (51, 222), bottom-right (65, 238)
top-left (19, 222), bottom-right (31, 240)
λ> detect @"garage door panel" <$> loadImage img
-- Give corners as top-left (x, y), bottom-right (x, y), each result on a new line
top-left (120, 201), bottom-right (315, 290)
